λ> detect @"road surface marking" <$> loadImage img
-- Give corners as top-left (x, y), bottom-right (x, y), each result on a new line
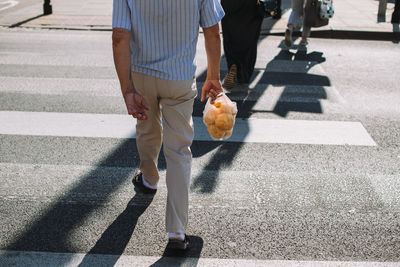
top-left (0, 0), bottom-right (18, 12)
top-left (0, 250), bottom-right (398, 267)
top-left (0, 111), bottom-right (376, 146)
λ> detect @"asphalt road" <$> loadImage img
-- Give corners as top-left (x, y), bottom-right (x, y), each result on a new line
top-left (0, 28), bottom-right (399, 266)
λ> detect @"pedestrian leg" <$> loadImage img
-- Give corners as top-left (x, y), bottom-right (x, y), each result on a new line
top-left (132, 72), bottom-right (163, 186)
top-left (392, 0), bottom-right (400, 23)
top-left (158, 78), bottom-right (197, 234)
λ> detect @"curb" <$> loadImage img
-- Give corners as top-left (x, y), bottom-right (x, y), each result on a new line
top-left (263, 29), bottom-right (400, 41)
top-left (2, 19), bottom-right (399, 42)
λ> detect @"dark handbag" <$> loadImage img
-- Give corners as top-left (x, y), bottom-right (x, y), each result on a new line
top-left (257, 0), bottom-right (280, 18)
top-left (304, 0), bottom-right (329, 28)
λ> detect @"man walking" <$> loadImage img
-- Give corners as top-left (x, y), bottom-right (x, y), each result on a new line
top-left (112, 0), bottom-right (224, 250)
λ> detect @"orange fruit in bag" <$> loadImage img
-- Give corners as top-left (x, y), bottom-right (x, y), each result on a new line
top-left (216, 104), bottom-right (230, 115)
top-left (204, 93), bottom-right (237, 140)
top-left (215, 113), bottom-right (234, 131)
top-left (204, 105), bottom-right (218, 125)
top-left (229, 104), bottom-right (237, 115)
top-left (213, 101), bottom-right (221, 108)
top-left (207, 124), bottom-right (225, 139)
top-left (214, 98), bottom-right (236, 115)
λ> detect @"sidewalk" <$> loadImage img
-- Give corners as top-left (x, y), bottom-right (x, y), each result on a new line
top-left (261, 0), bottom-right (398, 34)
top-left (0, 0), bottom-right (399, 39)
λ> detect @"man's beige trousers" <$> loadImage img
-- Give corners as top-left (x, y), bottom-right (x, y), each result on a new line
top-left (132, 72), bottom-right (197, 234)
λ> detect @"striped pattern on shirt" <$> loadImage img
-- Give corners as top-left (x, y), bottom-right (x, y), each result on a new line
top-left (112, 0), bottom-right (225, 81)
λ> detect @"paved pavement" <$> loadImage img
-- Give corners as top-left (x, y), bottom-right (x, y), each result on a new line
top-left (0, 0), bottom-right (399, 38)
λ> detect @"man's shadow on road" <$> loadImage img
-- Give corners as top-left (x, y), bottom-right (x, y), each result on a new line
top-left (150, 236), bottom-right (204, 267)
top-left (77, 189), bottom-right (204, 267)
top-left (78, 189), bottom-right (154, 267)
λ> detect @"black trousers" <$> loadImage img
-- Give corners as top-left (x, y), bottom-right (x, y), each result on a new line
top-left (392, 0), bottom-right (400, 23)
top-left (221, 0), bottom-right (264, 84)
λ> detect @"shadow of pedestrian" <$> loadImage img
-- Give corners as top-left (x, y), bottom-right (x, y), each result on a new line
top-left (262, 43), bottom-right (328, 117)
top-left (77, 191), bottom-right (154, 267)
top-left (9, 14), bottom-right (48, 28)
top-left (190, 141), bottom-right (243, 193)
top-left (4, 138), bottom-right (149, 264)
top-left (150, 236), bottom-right (204, 267)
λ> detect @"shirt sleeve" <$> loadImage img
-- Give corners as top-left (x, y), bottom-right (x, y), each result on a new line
top-left (199, 0), bottom-right (225, 28)
top-left (112, 0), bottom-right (132, 30)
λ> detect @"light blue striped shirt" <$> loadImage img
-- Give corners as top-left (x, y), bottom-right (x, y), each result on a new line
top-left (112, 0), bottom-right (225, 81)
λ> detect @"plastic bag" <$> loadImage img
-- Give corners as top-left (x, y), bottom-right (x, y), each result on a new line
top-left (203, 93), bottom-right (238, 140)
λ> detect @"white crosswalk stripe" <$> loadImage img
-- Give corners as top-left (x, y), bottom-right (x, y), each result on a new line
top-left (0, 0), bottom-right (18, 12)
top-left (2, 250), bottom-right (399, 267)
top-left (0, 111), bottom-right (376, 145)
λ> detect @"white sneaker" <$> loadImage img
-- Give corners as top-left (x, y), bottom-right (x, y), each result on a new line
top-left (284, 28), bottom-right (293, 47)
top-left (299, 39), bottom-right (309, 46)
top-left (298, 39), bottom-right (309, 51)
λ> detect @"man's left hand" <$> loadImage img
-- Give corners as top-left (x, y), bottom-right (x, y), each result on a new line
top-left (201, 79), bottom-right (223, 103)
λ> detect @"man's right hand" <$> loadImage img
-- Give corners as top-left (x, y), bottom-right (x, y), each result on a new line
top-left (112, 28), bottom-right (150, 120)
top-left (123, 92), bottom-right (150, 120)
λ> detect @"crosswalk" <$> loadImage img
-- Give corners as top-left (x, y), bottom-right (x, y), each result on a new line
top-left (1, 28), bottom-right (397, 266)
